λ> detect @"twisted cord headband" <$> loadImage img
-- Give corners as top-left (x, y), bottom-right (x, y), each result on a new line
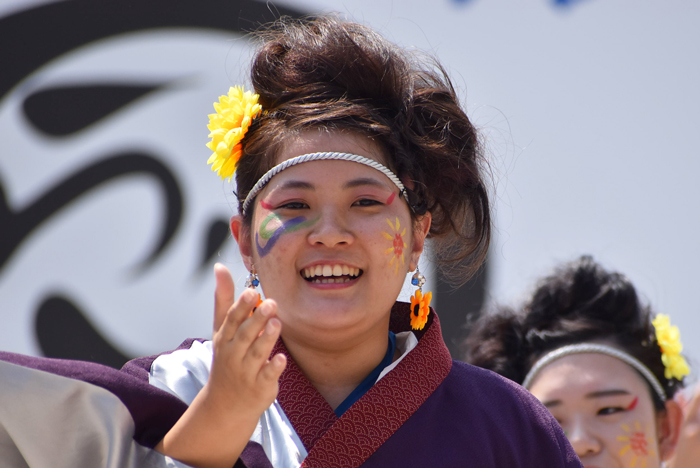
top-left (521, 343), bottom-right (667, 402)
top-left (241, 152), bottom-right (407, 216)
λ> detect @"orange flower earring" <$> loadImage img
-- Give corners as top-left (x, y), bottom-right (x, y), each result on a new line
top-left (409, 267), bottom-right (432, 330)
top-left (244, 266), bottom-right (264, 310)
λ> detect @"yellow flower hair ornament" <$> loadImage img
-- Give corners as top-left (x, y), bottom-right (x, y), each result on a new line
top-left (652, 314), bottom-right (690, 380)
top-left (206, 86), bottom-right (262, 181)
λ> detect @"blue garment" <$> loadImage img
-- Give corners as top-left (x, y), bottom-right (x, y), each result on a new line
top-left (333, 331), bottom-right (396, 416)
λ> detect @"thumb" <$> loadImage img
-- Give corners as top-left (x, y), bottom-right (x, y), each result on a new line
top-left (213, 263), bottom-right (235, 333)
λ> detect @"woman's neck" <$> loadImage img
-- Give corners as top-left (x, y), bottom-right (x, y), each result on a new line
top-left (282, 326), bottom-right (390, 410)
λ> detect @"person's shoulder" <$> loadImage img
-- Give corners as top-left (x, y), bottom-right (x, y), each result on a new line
top-left (0, 350), bottom-right (189, 449)
top-left (438, 360), bottom-right (582, 467)
top-left (448, 359), bottom-right (533, 398)
top-left (447, 359), bottom-right (556, 418)
top-left (121, 338), bottom-right (210, 380)
top-left (121, 338), bottom-right (212, 405)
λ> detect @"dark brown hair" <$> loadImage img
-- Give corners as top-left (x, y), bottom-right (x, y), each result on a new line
top-left (464, 255), bottom-right (686, 409)
top-left (234, 16), bottom-right (490, 281)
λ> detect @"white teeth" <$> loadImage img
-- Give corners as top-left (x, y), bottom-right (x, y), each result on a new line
top-left (304, 264), bottom-right (361, 280)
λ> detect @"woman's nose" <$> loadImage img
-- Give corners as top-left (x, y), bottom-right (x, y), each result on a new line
top-left (307, 209), bottom-right (354, 247)
top-left (566, 417), bottom-right (602, 458)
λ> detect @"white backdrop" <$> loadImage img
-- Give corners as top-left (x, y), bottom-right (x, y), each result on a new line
top-left (1, 0), bottom-right (698, 367)
top-left (284, 0), bottom-right (700, 365)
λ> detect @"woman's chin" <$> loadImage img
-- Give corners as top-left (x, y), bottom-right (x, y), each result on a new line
top-left (282, 304), bottom-right (383, 338)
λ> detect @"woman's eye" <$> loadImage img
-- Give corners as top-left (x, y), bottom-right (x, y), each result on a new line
top-left (597, 406), bottom-right (625, 416)
top-left (353, 198), bottom-right (382, 207)
top-left (279, 201), bottom-right (308, 210)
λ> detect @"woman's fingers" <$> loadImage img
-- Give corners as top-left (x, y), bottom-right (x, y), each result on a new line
top-left (230, 300), bottom-right (277, 357)
top-left (207, 296), bottom-right (285, 415)
top-left (213, 263), bottom-right (236, 333)
top-left (218, 288), bottom-right (259, 343)
top-left (243, 314), bottom-right (281, 365)
top-left (259, 354), bottom-right (287, 384)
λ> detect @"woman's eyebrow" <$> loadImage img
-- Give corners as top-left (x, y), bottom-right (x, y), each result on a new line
top-left (276, 180), bottom-right (315, 191)
top-left (585, 389), bottom-right (631, 399)
top-left (342, 177), bottom-right (390, 190)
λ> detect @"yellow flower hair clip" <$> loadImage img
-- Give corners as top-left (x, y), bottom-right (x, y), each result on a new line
top-left (206, 86), bottom-right (262, 181)
top-left (652, 314), bottom-right (690, 380)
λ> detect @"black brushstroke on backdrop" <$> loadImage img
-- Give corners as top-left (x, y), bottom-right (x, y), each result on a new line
top-left (0, 0), bottom-right (307, 100)
top-left (36, 295), bottom-right (132, 368)
top-left (0, 152), bottom-right (183, 274)
top-left (24, 84), bottom-right (165, 136)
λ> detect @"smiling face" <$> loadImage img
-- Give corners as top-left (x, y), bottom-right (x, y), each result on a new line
top-left (233, 130), bottom-right (429, 350)
top-left (528, 353), bottom-right (670, 468)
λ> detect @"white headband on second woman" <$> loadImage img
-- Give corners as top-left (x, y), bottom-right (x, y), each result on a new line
top-left (521, 343), bottom-right (667, 402)
top-left (241, 152), bottom-right (407, 216)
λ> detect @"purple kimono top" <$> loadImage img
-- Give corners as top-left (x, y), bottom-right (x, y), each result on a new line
top-left (0, 303), bottom-right (582, 468)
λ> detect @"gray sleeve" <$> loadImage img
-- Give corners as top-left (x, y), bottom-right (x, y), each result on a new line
top-left (0, 359), bottom-right (192, 468)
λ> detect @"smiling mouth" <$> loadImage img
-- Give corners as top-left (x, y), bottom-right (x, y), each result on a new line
top-left (301, 264), bottom-right (363, 284)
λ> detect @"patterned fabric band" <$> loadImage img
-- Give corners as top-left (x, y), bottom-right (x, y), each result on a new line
top-left (521, 343), bottom-right (667, 402)
top-left (241, 152), bottom-right (407, 216)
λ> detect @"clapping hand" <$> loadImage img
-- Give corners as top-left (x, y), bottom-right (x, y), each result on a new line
top-left (156, 263), bottom-right (286, 468)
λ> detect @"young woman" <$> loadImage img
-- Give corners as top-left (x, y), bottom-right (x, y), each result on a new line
top-left (0, 17), bottom-right (581, 468)
top-left (465, 255), bottom-right (689, 468)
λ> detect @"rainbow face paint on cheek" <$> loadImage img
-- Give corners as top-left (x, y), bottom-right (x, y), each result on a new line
top-left (382, 217), bottom-right (407, 275)
top-left (255, 213), bottom-right (320, 257)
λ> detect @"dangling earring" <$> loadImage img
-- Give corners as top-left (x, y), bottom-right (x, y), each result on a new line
top-left (409, 267), bottom-right (432, 331)
top-left (245, 266), bottom-right (264, 310)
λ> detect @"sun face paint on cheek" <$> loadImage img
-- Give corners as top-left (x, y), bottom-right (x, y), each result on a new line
top-left (255, 214), bottom-right (320, 257)
top-left (382, 217), bottom-right (407, 275)
top-left (386, 192), bottom-right (396, 205)
top-left (617, 421), bottom-right (656, 467)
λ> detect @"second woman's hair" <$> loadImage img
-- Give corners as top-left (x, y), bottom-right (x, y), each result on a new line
top-left (464, 255), bottom-right (684, 407)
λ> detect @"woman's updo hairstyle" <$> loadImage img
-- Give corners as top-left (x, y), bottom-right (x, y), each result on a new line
top-left (464, 255), bottom-right (683, 409)
top-left (234, 16), bottom-right (490, 281)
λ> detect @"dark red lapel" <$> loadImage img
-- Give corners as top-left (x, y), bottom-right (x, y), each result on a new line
top-left (272, 340), bottom-right (338, 451)
top-left (278, 303), bottom-right (452, 468)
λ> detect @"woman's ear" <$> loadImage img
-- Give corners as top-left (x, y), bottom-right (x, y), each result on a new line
top-left (408, 212), bottom-right (432, 271)
top-left (665, 387), bottom-right (700, 468)
top-left (657, 399), bottom-right (683, 461)
top-left (230, 215), bottom-right (254, 270)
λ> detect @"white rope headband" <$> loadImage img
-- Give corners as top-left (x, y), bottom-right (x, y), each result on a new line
top-left (241, 152), bottom-right (406, 216)
top-left (522, 343), bottom-right (667, 402)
